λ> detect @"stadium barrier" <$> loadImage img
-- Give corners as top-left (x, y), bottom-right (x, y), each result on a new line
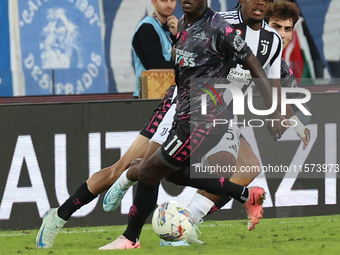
top-left (0, 92), bottom-right (339, 230)
top-left (139, 69), bottom-right (175, 99)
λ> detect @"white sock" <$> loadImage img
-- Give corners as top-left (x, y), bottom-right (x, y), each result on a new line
top-left (188, 193), bottom-right (215, 224)
top-left (118, 169), bottom-right (136, 189)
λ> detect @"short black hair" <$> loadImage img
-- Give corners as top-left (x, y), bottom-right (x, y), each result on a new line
top-left (265, 0), bottom-right (300, 26)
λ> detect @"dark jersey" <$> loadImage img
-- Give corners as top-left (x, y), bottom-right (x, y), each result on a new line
top-left (281, 58), bottom-right (304, 99)
top-left (174, 8), bottom-right (252, 127)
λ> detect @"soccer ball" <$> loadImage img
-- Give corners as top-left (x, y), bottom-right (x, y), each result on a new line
top-left (152, 200), bottom-right (193, 241)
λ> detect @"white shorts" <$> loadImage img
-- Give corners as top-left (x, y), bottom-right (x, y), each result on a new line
top-left (201, 115), bottom-right (241, 164)
top-left (150, 86), bottom-right (177, 145)
top-left (150, 103), bottom-right (176, 145)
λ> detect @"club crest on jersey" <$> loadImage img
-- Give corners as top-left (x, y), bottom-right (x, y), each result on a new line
top-left (233, 35), bottom-right (246, 52)
top-left (260, 40), bottom-right (270, 55)
top-left (236, 29), bottom-right (242, 36)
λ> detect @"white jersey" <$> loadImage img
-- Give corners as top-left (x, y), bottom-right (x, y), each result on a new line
top-left (220, 10), bottom-right (283, 104)
top-left (200, 11), bottom-right (283, 161)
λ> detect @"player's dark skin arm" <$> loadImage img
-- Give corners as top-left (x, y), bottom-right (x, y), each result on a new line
top-left (243, 54), bottom-right (286, 140)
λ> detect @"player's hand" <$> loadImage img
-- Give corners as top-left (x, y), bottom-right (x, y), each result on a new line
top-left (267, 111), bottom-right (287, 141)
top-left (167, 15), bottom-right (178, 36)
top-left (301, 128), bottom-right (310, 150)
top-left (287, 115), bottom-right (310, 150)
top-left (171, 45), bottom-right (176, 60)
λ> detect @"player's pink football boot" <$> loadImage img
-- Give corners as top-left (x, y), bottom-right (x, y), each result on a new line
top-left (244, 186), bottom-right (266, 231)
top-left (98, 235), bottom-right (141, 250)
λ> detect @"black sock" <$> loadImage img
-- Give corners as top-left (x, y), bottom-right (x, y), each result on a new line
top-left (207, 196), bottom-right (232, 215)
top-left (123, 181), bottom-right (159, 242)
top-left (57, 182), bottom-right (97, 221)
top-left (183, 176), bottom-right (248, 204)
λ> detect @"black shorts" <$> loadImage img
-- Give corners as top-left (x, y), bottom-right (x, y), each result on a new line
top-left (157, 122), bottom-right (226, 170)
top-left (139, 85), bottom-right (176, 139)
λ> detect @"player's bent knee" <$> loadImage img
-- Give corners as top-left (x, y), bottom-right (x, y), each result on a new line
top-left (138, 157), bottom-right (170, 185)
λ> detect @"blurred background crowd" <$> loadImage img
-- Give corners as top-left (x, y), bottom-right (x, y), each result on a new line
top-left (0, 0), bottom-right (339, 97)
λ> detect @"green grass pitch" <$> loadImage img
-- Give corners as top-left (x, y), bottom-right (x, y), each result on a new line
top-left (1, 215), bottom-right (340, 255)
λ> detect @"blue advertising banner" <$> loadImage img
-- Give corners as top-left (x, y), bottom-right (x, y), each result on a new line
top-left (0, 0), bottom-right (13, 96)
top-left (18, 0), bottom-right (107, 95)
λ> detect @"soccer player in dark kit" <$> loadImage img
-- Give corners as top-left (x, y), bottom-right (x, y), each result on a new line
top-left (102, 0), bottom-right (312, 246)
top-left (174, 0), bottom-right (312, 243)
top-left (98, 0), bottom-right (286, 250)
